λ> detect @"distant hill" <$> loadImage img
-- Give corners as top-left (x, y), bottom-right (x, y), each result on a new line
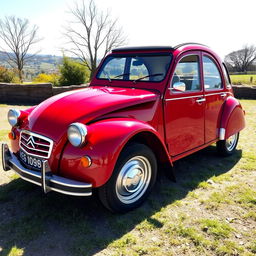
top-left (0, 51), bottom-right (63, 66)
top-left (0, 51), bottom-right (64, 80)
top-left (0, 52), bottom-right (98, 81)
top-left (0, 52), bottom-right (97, 68)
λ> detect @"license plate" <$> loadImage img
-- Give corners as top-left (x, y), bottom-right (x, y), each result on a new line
top-left (19, 150), bottom-right (43, 170)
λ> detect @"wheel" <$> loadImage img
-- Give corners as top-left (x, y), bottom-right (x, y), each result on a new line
top-left (98, 143), bottom-right (157, 213)
top-left (216, 132), bottom-right (239, 156)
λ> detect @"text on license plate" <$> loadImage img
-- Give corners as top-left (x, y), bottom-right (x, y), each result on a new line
top-left (19, 150), bottom-right (43, 170)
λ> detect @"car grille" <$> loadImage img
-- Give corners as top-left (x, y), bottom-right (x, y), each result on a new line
top-left (19, 130), bottom-right (53, 159)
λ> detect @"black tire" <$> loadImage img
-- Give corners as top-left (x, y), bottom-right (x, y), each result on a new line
top-left (98, 143), bottom-right (157, 213)
top-left (216, 132), bottom-right (239, 156)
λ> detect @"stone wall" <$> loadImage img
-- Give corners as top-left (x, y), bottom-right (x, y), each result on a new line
top-left (0, 83), bottom-right (89, 105)
top-left (0, 83), bottom-right (255, 105)
top-left (232, 85), bottom-right (256, 100)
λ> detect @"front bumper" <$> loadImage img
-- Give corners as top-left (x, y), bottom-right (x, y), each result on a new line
top-left (1, 143), bottom-right (92, 196)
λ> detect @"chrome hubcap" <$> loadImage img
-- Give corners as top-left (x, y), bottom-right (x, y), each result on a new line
top-left (116, 156), bottom-right (151, 204)
top-left (226, 133), bottom-right (238, 151)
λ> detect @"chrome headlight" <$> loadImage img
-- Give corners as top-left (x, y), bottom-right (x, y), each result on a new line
top-left (8, 109), bottom-right (21, 127)
top-left (67, 122), bottom-right (87, 147)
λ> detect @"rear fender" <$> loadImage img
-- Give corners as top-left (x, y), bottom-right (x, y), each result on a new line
top-left (60, 118), bottom-right (171, 187)
top-left (219, 96), bottom-right (245, 140)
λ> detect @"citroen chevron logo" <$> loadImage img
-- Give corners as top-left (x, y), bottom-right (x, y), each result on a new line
top-left (26, 136), bottom-right (36, 148)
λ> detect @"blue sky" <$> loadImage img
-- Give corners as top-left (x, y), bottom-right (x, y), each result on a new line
top-left (0, 0), bottom-right (255, 59)
top-left (0, 0), bottom-right (65, 17)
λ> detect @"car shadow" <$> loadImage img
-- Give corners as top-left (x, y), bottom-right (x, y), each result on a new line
top-left (0, 146), bottom-right (242, 256)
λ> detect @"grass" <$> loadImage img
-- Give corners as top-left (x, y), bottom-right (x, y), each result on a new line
top-left (249, 240), bottom-right (256, 254)
top-left (0, 100), bottom-right (255, 256)
top-left (5, 247), bottom-right (24, 256)
top-left (200, 219), bottom-right (234, 239)
top-left (230, 74), bottom-right (256, 85)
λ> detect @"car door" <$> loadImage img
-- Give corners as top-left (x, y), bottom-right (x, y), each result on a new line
top-left (202, 54), bottom-right (227, 143)
top-left (164, 52), bottom-right (205, 156)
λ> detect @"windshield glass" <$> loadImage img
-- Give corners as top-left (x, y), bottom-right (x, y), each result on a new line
top-left (97, 53), bottom-right (172, 82)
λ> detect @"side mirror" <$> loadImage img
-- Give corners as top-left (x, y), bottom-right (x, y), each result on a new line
top-left (171, 82), bottom-right (186, 92)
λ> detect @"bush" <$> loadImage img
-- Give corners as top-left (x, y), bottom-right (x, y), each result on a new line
top-left (33, 73), bottom-right (60, 86)
top-left (0, 66), bottom-right (18, 83)
top-left (59, 56), bottom-right (90, 86)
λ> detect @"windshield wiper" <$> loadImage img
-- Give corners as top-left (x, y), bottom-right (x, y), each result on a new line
top-left (133, 73), bottom-right (164, 83)
top-left (103, 70), bottom-right (111, 82)
top-left (113, 73), bottom-right (130, 79)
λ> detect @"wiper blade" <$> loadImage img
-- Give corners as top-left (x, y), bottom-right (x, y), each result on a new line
top-left (133, 73), bottom-right (164, 83)
top-left (103, 70), bottom-right (111, 82)
top-left (113, 73), bottom-right (130, 79)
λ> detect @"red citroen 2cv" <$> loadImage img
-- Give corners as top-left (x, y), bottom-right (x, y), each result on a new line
top-left (2, 43), bottom-right (245, 212)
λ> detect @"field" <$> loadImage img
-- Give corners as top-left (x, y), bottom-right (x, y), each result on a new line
top-left (0, 100), bottom-right (255, 256)
top-left (230, 74), bottom-right (256, 85)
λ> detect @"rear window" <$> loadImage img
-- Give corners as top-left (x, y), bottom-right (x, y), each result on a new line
top-left (203, 56), bottom-right (222, 90)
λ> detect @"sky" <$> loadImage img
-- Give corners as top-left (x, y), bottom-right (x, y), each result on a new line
top-left (0, 0), bottom-right (255, 59)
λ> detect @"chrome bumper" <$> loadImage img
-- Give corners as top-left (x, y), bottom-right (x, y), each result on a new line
top-left (1, 143), bottom-right (92, 196)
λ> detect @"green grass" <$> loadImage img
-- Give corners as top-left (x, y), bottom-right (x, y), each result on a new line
top-left (5, 246), bottom-right (24, 256)
top-left (0, 100), bottom-right (255, 256)
top-left (216, 240), bottom-right (244, 256)
top-left (230, 74), bottom-right (256, 85)
top-left (243, 211), bottom-right (256, 221)
top-left (200, 219), bottom-right (234, 239)
top-left (248, 240), bottom-right (256, 254)
top-left (174, 225), bottom-right (210, 247)
top-left (0, 129), bottom-right (9, 142)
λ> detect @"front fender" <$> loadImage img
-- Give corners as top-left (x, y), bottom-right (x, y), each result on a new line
top-left (60, 118), bottom-right (169, 187)
top-left (219, 96), bottom-right (245, 140)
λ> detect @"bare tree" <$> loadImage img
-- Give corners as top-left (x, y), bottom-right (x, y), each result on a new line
top-left (64, 0), bottom-right (127, 79)
top-left (0, 16), bottom-right (41, 82)
top-left (225, 45), bottom-right (256, 73)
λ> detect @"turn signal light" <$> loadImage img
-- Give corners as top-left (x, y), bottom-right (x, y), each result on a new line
top-left (8, 132), bottom-right (16, 140)
top-left (81, 156), bottom-right (92, 168)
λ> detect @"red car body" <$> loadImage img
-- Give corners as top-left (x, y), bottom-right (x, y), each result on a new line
top-left (2, 43), bottom-right (245, 212)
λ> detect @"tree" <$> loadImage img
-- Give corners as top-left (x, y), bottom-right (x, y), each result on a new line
top-left (225, 45), bottom-right (256, 73)
top-left (0, 16), bottom-right (41, 82)
top-left (59, 56), bottom-right (90, 86)
top-left (64, 0), bottom-right (127, 80)
top-left (0, 66), bottom-right (17, 83)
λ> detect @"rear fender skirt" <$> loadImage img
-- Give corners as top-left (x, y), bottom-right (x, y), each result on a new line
top-left (219, 96), bottom-right (245, 140)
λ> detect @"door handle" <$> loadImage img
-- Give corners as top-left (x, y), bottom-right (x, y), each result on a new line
top-left (220, 93), bottom-right (227, 98)
top-left (196, 97), bottom-right (206, 103)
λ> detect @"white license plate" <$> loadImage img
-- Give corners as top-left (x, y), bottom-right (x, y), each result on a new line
top-left (19, 150), bottom-right (43, 170)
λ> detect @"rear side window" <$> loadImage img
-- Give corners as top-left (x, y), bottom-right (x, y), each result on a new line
top-left (222, 63), bottom-right (231, 86)
top-left (203, 56), bottom-right (222, 90)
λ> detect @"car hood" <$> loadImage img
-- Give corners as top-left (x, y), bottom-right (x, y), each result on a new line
top-left (28, 86), bottom-right (158, 142)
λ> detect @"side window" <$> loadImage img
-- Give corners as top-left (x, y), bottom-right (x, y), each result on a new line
top-left (203, 56), bottom-right (222, 90)
top-left (171, 55), bottom-right (201, 92)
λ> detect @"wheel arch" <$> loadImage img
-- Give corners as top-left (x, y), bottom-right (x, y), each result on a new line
top-left (219, 96), bottom-right (245, 140)
top-left (60, 118), bottom-right (174, 187)
top-left (127, 131), bottom-right (172, 166)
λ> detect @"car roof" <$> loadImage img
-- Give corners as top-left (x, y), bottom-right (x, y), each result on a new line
top-left (111, 43), bottom-right (222, 63)
top-left (112, 46), bottom-right (174, 52)
top-left (112, 43), bottom-right (208, 53)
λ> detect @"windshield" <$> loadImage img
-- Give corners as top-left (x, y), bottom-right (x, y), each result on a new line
top-left (97, 53), bottom-right (172, 82)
